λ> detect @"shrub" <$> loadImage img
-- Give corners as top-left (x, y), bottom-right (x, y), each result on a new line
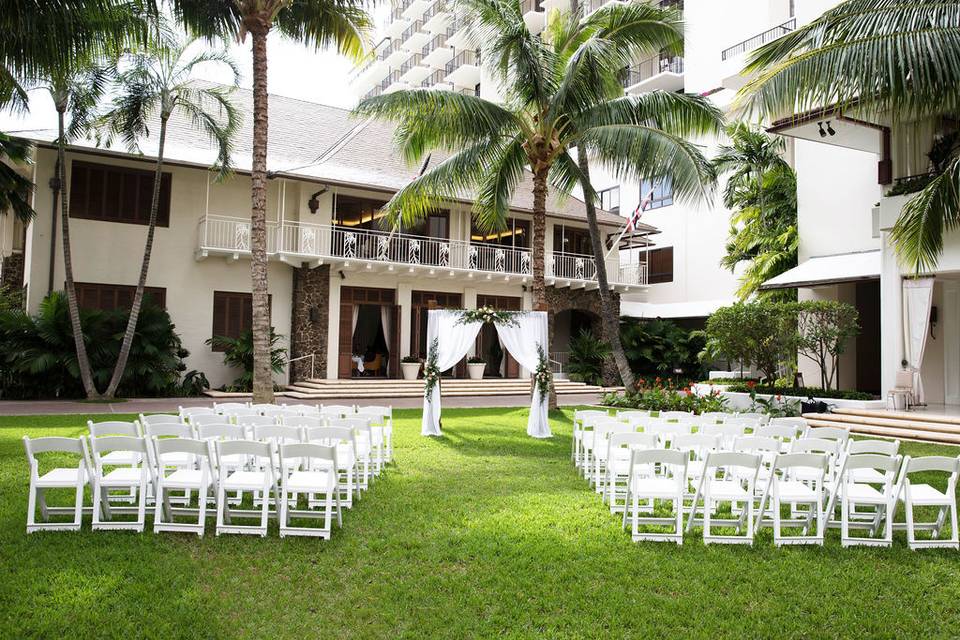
top-left (466, 356), bottom-right (485, 364)
top-left (795, 300), bottom-right (859, 390)
top-left (567, 328), bottom-right (610, 386)
top-left (620, 318), bottom-right (705, 379)
top-left (401, 355), bottom-right (422, 364)
top-left (207, 328), bottom-right (286, 392)
top-left (726, 383), bottom-right (874, 401)
top-left (0, 291), bottom-right (204, 399)
top-left (601, 387), bottom-right (728, 414)
top-left (698, 377), bottom-right (760, 385)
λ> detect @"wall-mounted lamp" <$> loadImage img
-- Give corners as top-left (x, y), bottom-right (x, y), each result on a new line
top-left (338, 270), bottom-right (346, 280)
top-left (308, 187), bottom-right (328, 214)
top-left (826, 120), bottom-right (836, 136)
top-left (817, 120), bottom-right (837, 138)
top-left (817, 121), bottom-right (827, 138)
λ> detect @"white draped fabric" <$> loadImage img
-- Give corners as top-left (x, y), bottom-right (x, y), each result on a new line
top-left (903, 277), bottom-right (935, 404)
top-left (421, 310), bottom-right (483, 436)
top-left (494, 312), bottom-right (551, 438)
top-left (380, 306), bottom-right (392, 358)
top-left (421, 309), bottom-right (551, 438)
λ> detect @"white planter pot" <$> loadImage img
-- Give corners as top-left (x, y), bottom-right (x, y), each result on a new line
top-left (467, 362), bottom-right (486, 380)
top-left (401, 362), bottom-right (421, 381)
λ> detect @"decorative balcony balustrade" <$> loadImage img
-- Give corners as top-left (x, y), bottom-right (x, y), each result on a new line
top-left (380, 70), bottom-right (403, 91)
top-left (197, 216), bottom-right (646, 286)
top-left (422, 68), bottom-right (447, 88)
top-left (401, 19), bottom-right (424, 42)
top-left (620, 55), bottom-right (683, 88)
top-left (721, 18), bottom-right (795, 61)
top-left (445, 49), bottom-right (480, 75)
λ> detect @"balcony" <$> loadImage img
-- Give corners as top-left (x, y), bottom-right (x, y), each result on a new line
top-left (719, 18), bottom-right (795, 90)
top-left (422, 33), bottom-right (454, 67)
top-left (445, 49), bottom-right (481, 88)
top-left (422, 1), bottom-right (451, 33)
top-left (445, 18), bottom-right (474, 49)
top-left (401, 19), bottom-right (429, 51)
top-left (421, 68), bottom-right (453, 90)
top-left (402, 0), bottom-right (431, 20)
top-left (621, 54), bottom-right (684, 93)
top-left (521, 0), bottom-right (545, 33)
top-left (399, 53), bottom-right (431, 84)
top-left (381, 70), bottom-right (407, 93)
top-left (196, 216), bottom-right (646, 289)
top-left (386, 14), bottom-right (410, 39)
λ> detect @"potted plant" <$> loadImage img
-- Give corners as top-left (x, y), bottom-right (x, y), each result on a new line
top-left (466, 356), bottom-right (486, 380)
top-left (400, 355), bottom-right (422, 381)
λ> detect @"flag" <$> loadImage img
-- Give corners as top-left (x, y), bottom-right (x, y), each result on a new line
top-left (625, 188), bottom-right (655, 233)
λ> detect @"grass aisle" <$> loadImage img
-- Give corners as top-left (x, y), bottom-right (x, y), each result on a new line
top-left (1, 408), bottom-right (959, 638)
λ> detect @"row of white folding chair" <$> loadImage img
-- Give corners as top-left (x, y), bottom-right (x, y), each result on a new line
top-left (24, 434), bottom-right (344, 539)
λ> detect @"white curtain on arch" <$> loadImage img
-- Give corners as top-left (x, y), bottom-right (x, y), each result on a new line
top-left (903, 277), bottom-right (935, 404)
top-left (421, 310), bottom-right (483, 436)
top-left (380, 305), bottom-right (392, 360)
top-left (421, 309), bottom-right (551, 439)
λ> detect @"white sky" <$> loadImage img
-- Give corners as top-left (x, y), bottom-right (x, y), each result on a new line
top-left (0, 9), bottom-right (390, 133)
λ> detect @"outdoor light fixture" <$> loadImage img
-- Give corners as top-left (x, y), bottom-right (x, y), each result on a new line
top-left (307, 187), bottom-right (328, 214)
top-left (818, 121), bottom-right (827, 138)
top-left (826, 121), bottom-right (836, 136)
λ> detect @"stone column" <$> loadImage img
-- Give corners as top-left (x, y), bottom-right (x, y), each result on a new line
top-left (290, 264), bottom-right (330, 382)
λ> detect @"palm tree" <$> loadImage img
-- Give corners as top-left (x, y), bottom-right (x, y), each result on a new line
top-left (712, 123), bottom-right (797, 300)
top-left (734, 0), bottom-right (960, 274)
top-left (168, 0), bottom-right (371, 403)
top-left (96, 36), bottom-right (241, 399)
top-left (356, 0), bottom-right (721, 382)
top-left (0, 133), bottom-right (35, 223)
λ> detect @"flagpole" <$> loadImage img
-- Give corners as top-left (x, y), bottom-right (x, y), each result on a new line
top-left (604, 186), bottom-right (655, 260)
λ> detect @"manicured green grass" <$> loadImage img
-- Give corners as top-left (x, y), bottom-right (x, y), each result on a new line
top-left (2, 408), bottom-right (960, 638)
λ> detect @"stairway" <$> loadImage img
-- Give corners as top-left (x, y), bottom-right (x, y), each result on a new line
top-left (283, 377), bottom-right (617, 400)
top-left (803, 408), bottom-right (960, 445)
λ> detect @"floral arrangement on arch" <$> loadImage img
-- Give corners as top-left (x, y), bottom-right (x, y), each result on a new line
top-left (534, 344), bottom-right (552, 399)
top-left (455, 306), bottom-right (519, 327)
top-left (423, 338), bottom-right (441, 399)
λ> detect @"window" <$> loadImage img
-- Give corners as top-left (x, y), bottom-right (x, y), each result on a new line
top-left (211, 291), bottom-right (271, 349)
top-left (647, 246), bottom-right (673, 284)
top-left (639, 175), bottom-right (673, 210)
top-left (69, 160), bottom-right (171, 226)
top-left (333, 194), bottom-right (390, 229)
top-left (599, 186), bottom-right (620, 214)
top-left (470, 218), bottom-right (530, 248)
top-left (75, 282), bottom-right (166, 311)
top-left (552, 225), bottom-right (593, 255)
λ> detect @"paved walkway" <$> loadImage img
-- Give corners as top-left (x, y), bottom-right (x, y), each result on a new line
top-left (0, 393), bottom-right (603, 415)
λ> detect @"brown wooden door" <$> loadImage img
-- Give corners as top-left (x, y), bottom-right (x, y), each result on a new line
top-left (338, 302), bottom-right (354, 378)
top-left (476, 295), bottom-right (522, 378)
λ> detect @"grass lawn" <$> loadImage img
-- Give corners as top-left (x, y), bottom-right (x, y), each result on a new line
top-left (2, 408), bottom-right (960, 638)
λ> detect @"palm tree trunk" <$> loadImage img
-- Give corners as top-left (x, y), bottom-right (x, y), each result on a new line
top-left (103, 116), bottom-right (168, 399)
top-left (576, 151), bottom-right (635, 391)
top-left (531, 168), bottom-right (548, 312)
top-left (56, 107), bottom-right (101, 399)
top-left (249, 25), bottom-right (274, 403)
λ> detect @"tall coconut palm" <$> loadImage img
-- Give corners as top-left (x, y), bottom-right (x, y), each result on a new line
top-left (168, 0), bottom-right (371, 403)
top-left (34, 60), bottom-right (114, 399)
top-left (734, 0), bottom-right (960, 274)
top-left (97, 37), bottom-right (241, 399)
top-left (356, 0), bottom-right (721, 384)
top-left (0, 133), bottom-right (35, 223)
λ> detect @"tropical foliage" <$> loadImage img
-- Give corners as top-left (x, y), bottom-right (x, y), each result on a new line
top-left (795, 300), bottom-right (859, 390)
top-left (0, 292), bottom-right (205, 399)
top-left (602, 386), bottom-right (727, 414)
top-left (206, 329), bottom-right (286, 393)
top-left (713, 123), bottom-right (797, 300)
top-left (567, 328), bottom-right (610, 386)
top-left (735, 0), bottom-right (960, 274)
top-left (619, 318), bottom-right (705, 379)
top-left (0, 133), bottom-right (35, 222)
top-left (726, 382), bottom-right (873, 401)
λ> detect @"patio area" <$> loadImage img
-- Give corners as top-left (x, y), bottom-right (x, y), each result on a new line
top-left (3, 407), bottom-right (959, 637)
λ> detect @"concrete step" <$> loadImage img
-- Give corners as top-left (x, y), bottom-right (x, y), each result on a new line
top-left (282, 377), bottom-right (612, 400)
top-left (802, 410), bottom-right (960, 445)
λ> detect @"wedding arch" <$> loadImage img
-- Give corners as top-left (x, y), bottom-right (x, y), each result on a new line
top-left (421, 308), bottom-right (552, 439)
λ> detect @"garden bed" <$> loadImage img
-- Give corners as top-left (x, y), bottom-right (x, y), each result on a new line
top-left (692, 383), bottom-right (888, 411)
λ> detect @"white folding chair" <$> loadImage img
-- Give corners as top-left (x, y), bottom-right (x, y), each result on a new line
top-left (592, 422), bottom-right (634, 493)
top-left (686, 451), bottom-right (762, 545)
top-left (894, 455), bottom-right (960, 550)
top-left (736, 411), bottom-right (769, 425)
top-left (283, 403), bottom-right (320, 416)
top-left (196, 423), bottom-right (248, 504)
top-left (756, 453), bottom-right (830, 546)
top-left (89, 436), bottom-right (152, 532)
top-left (699, 412), bottom-right (731, 424)
top-left (304, 426), bottom-right (358, 507)
top-left (261, 406), bottom-right (299, 419)
top-left (191, 413), bottom-right (234, 428)
top-left (755, 423), bottom-right (802, 453)
top-left (616, 410), bottom-right (650, 423)
top-left (622, 449), bottom-right (688, 544)
top-left (249, 403), bottom-right (278, 413)
top-left (320, 404), bottom-right (355, 419)
top-left (357, 405), bottom-right (393, 466)
top-left (330, 417), bottom-right (376, 489)
top-left (236, 415), bottom-right (278, 430)
top-left (23, 436), bottom-right (92, 533)
top-left (839, 453), bottom-right (900, 548)
top-left (180, 406), bottom-right (216, 420)
top-left (143, 422), bottom-right (196, 505)
top-left (152, 438), bottom-right (216, 536)
top-left (214, 440), bottom-right (279, 537)
top-left (279, 443), bottom-right (342, 539)
top-left (214, 402), bottom-right (249, 414)
top-left (139, 413), bottom-right (183, 428)
top-left (804, 425), bottom-right (850, 447)
top-left (88, 420), bottom-right (143, 504)
top-left (281, 414), bottom-right (325, 429)
top-left (700, 423), bottom-right (746, 450)
top-left (645, 421), bottom-right (691, 449)
top-left (768, 416), bottom-right (807, 430)
top-left (845, 439), bottom-right (901, 483)
top-left (731, 435), bottom-right (781, 491)
top-left (659, 411), bottom-right (695, 423)
top-left (223, 408), bottom-right (259, 419)
top-left (673, 433), bottom-right (721, 492)
top-left (581, 417), bottom-right (619, 481)
top-left (573, 410), bottom-right (610, 468)
top-left (605, 432), bottom-right (658, 512)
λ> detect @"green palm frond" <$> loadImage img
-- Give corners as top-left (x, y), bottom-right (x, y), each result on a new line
top-left (890, 156), bottom-right (960, 274)
top-left (736, 0), bottom-right (960, 121)
top-left (0, 133), bottom-right (35, 223)
top-left (473, 138), bottom-right (528, 233)
top-left (275, 0), bottom-right (371, 62)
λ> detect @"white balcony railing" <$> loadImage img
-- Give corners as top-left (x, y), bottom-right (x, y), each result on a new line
top-left (197, 215), bottom-right (646, 286)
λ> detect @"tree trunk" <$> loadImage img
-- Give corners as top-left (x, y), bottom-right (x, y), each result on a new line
top-left (104, 116), bottom-right (168, 399)
top-left (249, 26), bottom-right (275, 403)
top-left (56, 107), bottom-right (101, 399)
top-left (530, 167), bottom-right (556, 409)
top-left (576, 151), bottom-right (636, 391)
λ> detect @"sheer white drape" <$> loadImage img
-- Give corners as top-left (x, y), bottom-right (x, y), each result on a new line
top-left (421, 309), bottom-right (551, 439)
top-left (495, 312), bottom-right (551, 438)
top-left (903, 277), bottom-right (934, 404)
top-left (421, 310), bottom-right (483, 436)
top-left (351, 306), bottom-right (360, 344)
top-left (381, 306), bottom-right (392, 358)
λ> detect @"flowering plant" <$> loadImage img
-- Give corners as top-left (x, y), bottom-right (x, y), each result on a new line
top-left (533, 344), bottom-right (552, 399)
top-left (456, 306), bottom-right (519, 327)
top-left (423, 338), bottom-right (441, 399)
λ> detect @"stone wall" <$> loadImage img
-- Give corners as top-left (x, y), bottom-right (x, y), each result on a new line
top-left (545, 286), bottom-right (621, 385)
top-left (290, 264), bottom-right (330, 381)
top-left (1, 251), bottom-right (25, 293)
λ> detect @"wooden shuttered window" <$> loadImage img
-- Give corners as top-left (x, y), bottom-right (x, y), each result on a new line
top-left (75, 282), bottom-right (166, 311)
top-left (648, 247), bottom-right (674, 284)
top-left (211, 291), bottom-right (271, 350)
top-left (69, 160), bottom-right (172, 226)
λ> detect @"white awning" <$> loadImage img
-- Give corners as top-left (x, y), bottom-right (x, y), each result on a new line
top-left (761, 250), bottom-right (881, 290)
top-left (621, 298), bottom-right (733, 319)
